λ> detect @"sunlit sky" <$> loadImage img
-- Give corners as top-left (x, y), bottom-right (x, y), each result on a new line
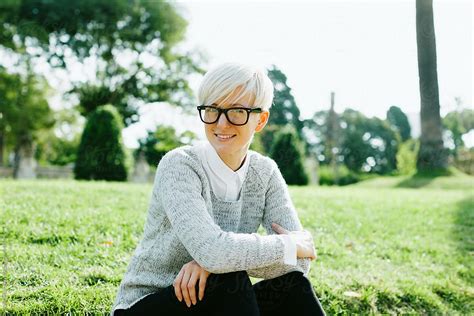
top-left (123, 0), bottom-right (472, 148)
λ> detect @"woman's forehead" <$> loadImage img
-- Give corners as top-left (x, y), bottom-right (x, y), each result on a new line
top-left (214, 86), bottom-right (256, 107)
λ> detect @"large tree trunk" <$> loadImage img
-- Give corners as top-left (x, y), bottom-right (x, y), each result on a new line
top-left (13, 134), bottom-right (37, 179)
top-left (415, 0), bottom-right (448, 172)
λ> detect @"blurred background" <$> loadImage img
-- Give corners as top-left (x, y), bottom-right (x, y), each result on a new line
top-left (0, 0), bottom-right (472, 184)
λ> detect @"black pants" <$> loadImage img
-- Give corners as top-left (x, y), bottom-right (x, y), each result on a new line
top-left (114, 271), bottom-right (326, 316)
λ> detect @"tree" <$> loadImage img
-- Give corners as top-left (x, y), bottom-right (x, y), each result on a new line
top-left (0, 65), bottom-right (54, 177)
top-left (302, 110), bottom-right (332, 164)
top-left (264, 65), bottom-right (305, 154)
top-left (35, 108), bottom-right (83, 166)
top-left (269, 126), bottom-right (309, 185)
top-left (0, 0), bottom-right (204, 126)
top-left (338, 109), bottom-right (399, 174)
top-left (136, 126), bottom-right (197, 167)
top-left (387, 106), bottom-right (411, 141)
top-left (442, 109), bottom-right (474, 158)
top-left (74, 105), bottom-right (128, 181)
top-left (415, 0), bottom-right (448, 171)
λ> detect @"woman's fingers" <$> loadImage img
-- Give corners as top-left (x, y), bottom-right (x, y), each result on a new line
top-left (198, 271), bottom-right (209, 301)
top-left (271, 222), bottom-right (289, 234)
top-left (180, 269), bottom-right (193, 307)
top-left (187, 271), bottom-right (199, 306)
top-left (173, 269), bottom-right (184, 302)
top-left (173, 261), bottom-right (211, 308)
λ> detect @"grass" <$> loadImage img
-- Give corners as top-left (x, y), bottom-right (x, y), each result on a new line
top-left (1, 175), bottom-right (473, 314)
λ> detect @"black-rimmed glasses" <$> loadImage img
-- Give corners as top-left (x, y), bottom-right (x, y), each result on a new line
top-left (197, 105), bottom-right (263, 126)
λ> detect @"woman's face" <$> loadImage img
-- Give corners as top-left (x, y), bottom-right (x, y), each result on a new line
top-left (204, 88), bottom-right (269, 160)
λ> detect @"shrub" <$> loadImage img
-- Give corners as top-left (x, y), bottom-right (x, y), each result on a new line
top-left (269, 126), bottom-right (309, 185)
top-left (74, 105), bottom-right (128, 181)
top-left (396, 139), bottom-right (419, 175)
top-left (318, 164), bottom-right (360, 186)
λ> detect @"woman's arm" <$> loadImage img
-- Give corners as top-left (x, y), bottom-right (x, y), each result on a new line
top-left (155, 150), bottom-right (289, 274)
top-left (247, 162), bottom-right (312, 279)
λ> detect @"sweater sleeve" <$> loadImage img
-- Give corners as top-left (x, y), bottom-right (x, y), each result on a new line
top-left (246, 161), bottom-right (312, 280)
top-left (155, 150), bottom-right (289, 274)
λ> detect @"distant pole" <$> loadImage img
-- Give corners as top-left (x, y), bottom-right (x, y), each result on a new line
top-left (326, 92), bottom-right (339, 184)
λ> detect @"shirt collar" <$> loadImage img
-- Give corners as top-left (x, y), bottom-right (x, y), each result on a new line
top-left (203, 141), bottom-right (249, 184)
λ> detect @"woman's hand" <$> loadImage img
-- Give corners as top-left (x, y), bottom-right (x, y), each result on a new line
top-left (173, 260), bottom-right (211, 308)
top-left (272, 222), bottom-right (317, 260)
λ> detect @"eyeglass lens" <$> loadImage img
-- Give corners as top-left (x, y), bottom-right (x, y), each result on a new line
top-left (203, 107), bottom-right (248, 125)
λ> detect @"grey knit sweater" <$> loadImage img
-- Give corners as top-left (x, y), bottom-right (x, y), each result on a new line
top-left (111, 144), bottom-right (311, 312)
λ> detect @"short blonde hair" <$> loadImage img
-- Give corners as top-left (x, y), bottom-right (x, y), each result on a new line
top-left (198, 62), bottom-right (274, 111)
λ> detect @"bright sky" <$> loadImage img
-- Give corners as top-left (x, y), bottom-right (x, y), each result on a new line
top-left (124, 0), bottom-right (472, 148)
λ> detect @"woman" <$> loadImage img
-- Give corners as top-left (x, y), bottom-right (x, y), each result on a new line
top-left (112, 62), bottom-right (326, 315)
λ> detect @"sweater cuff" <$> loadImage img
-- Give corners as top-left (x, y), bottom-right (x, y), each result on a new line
top-left (279, 234), bottom-right (297, 266)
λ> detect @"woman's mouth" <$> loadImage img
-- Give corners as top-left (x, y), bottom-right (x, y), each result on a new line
top-left (215, 134), bottom-right (236, 141)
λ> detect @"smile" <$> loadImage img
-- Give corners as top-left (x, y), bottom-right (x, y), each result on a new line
top-left (215, 134), bottom-right (236, 140)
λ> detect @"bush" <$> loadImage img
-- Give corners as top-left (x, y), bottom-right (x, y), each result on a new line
top-left (74, 105), bottom-right (128, 181)
top-left (396, 139), bottom-right (419, 175)
top-left (136, 126), bottom-right (197, 167)
top-left (269, 126), bottom-right (309, 185)
top-left (318, 164), bottom-right (360, 186)
top-left (35, 133), bottom-right (80, 166)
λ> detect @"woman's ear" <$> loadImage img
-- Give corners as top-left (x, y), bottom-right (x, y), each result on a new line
top-left (255, 111), bottom-right (269, 132)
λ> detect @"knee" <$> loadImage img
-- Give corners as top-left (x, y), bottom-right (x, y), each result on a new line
top-left (274, 271), bottom-right (313, 290)
top-left (282, 272), bottom-right (316, 295)
top-left (207, 270), bottom-right (252, 293)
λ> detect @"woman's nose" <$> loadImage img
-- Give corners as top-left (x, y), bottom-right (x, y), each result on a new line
top-left (216, 112), bottom-right (231, 126)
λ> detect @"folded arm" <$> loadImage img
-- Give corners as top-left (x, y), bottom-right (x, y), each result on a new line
top-left (246, 161), bottom-right (311, 279)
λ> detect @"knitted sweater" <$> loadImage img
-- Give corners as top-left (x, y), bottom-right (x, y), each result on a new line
top-left (111, 144), bottom-right (311, 312)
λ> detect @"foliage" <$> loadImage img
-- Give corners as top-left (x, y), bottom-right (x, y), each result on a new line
top-left (249, 130), bottom-right (266, 154)
top-left (250, 124), bottom-right (279, 155)
top-left (340, 109), bottom-right (399, 174)
top-left (267, 65), bottom-right (304, 137)
top-left (35, 108), bottom-right (83, 166)
top-left (74, 105), bottom-right (128, 181)
top-left (387, 105), bottom-right (411, 141)
top-left (269, 126), bottom-right (309, 185)
top-left (318, 164), bottom-right (360, 186)
top-left (0, 0), bottom-right (204, 126)
top-left (36, 132), bottom-right (80, 166)
top-left (442, 108), bottom-right (474, 157)
top-left (453, 147), bottom-right (474, 175)
top-left (396, 139), bottom-right (419, 175)
top-left (303, 109), bottom-right (400, 175)
top-left (136, 125), bottom-right (197, 167)
top-left (0, 65), bottom-right (55, 168)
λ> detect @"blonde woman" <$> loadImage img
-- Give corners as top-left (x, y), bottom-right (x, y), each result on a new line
top-left (112, 62), bottom-right (325, 315)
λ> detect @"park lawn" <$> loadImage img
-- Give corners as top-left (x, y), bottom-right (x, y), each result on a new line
top-left (1, 177), bottom-right (473, 315)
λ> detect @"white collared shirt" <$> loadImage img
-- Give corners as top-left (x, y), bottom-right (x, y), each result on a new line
top-left (195, 140), bottom-right (297, 266)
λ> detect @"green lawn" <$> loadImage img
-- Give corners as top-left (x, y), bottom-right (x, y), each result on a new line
top-left (1, 176), bottom-right (473, 314)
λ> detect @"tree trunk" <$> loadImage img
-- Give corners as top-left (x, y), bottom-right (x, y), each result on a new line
top-left (131, 151), bottom-right (151, 183)
top-left (415, 0), bottom-right (448, 172)
top-left (13, 134), bottom-right (37, 179)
